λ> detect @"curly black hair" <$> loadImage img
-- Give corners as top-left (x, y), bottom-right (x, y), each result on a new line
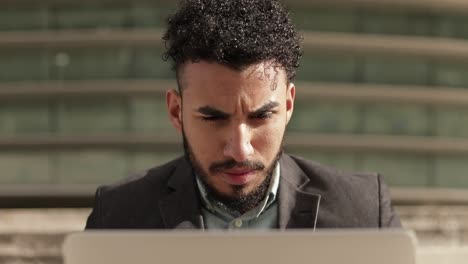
top-left (162, 0), bottom-right (302, 84)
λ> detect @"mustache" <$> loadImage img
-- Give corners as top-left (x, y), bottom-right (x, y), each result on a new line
top-left (209, 159), bottom-right (265, 173)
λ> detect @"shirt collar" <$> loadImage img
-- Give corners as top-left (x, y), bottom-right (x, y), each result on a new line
top-left (196, 162), bottom-right (280, 220)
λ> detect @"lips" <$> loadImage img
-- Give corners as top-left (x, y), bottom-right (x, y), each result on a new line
top-left (221, 169), bottom-right (257, 186)
top-left (225, 168), bottom-right (254, 175)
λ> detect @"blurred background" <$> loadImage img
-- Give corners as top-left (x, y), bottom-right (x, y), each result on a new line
top-left (1, 0), bottom-right (468, 263)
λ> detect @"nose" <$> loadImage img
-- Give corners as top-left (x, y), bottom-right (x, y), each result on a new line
top-left (223, 123), bottom-right (254, 162)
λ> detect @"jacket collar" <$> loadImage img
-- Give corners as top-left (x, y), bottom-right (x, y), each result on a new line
top-left (278, 154), bottom-right (321, 230)
top-left (157, 154), bottom-right (321, 229)
top-left (158, 157), bottom-right (204, 229)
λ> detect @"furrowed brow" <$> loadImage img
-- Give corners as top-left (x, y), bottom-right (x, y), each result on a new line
top-left (249, 101), bottom-right (280, 116)
top-left (197, 106), bottom-right (230, 118)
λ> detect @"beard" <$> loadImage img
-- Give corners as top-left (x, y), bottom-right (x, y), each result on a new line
top-left (182, 130), bottom-right (284, 214)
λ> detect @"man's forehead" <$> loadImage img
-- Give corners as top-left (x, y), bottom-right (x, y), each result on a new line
top-left (242, 61), bottom-right (284, 79)
top-left (177, 61), bottom-right (287, 92)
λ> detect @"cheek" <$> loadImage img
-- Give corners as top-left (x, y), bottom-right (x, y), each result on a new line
top-left (252, 122), bottom-right (285, 158)
top-left (183, 119), bottom-right (222, 162)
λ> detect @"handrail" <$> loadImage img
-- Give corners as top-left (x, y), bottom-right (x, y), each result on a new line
top-left (3, 80), bottom-right (468, 107)
top-left (0, 134), bottom-right (181, 150)
top-left (1, 184), bottom-right (468, 208)
top-left (0, 184), bottom-right (96, 208)
top-left (288, 0), bottom-right (468, 14)
top-left (2, 30), bottom-right (468, 62)
top-left (285, 133), bottom-right (468, 155)
top-left (295, 82), bottom-right (468, 106)
top-left (302, 31), bottom-right (468, 61)
top-left (0, 80), bottom-right (171, 99)
top-left (0, 0), bottom-right (174, 7)
top-left (2, 0), bottom-right (468, 14)
top-left (392, 187), bottom-right (468, 206)
top-left (3, 133), bottom-right (468, 155)
top-left (0, 29), bottom-right (164, 49)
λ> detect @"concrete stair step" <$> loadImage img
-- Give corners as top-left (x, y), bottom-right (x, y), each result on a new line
top-left (0, 233), bottom-right (66, 264)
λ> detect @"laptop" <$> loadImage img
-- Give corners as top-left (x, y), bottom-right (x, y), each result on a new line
top-left (417, 246), bottom-right (468, 264)
top-left (63, 229), bottom-right (416, 264)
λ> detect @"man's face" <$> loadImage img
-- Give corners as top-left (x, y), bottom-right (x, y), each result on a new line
top-left (166, 61), bottom-right (295, 203)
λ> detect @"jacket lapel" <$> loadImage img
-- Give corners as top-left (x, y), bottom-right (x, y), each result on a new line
top-left (158, 158), bottom-right (204, 229)
top-left (157, 155), bottom-right (321, 230)
top-left (279, 154), bottom-right (321, 230)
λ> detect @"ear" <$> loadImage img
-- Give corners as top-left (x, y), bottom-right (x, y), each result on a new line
top-left (285, 82), bottom-right (295, 125)
top-left (166, 89), bottom-right (183, 133)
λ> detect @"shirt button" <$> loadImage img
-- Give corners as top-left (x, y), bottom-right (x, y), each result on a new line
top-left (234, 219), bottom-right (243, 228)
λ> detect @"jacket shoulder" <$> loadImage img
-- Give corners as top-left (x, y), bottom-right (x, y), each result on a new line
top-left (286, 154), bottom-right (399, 227)
top-left (100, 157), bottom-right (182, 195)
top-left (86, 157), bottom-right (184, 229)
top-left (288, 154), bottom-right (379, 188)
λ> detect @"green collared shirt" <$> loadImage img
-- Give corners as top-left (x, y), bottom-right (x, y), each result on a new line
top-left (196, 163), bottom-right (280, 230)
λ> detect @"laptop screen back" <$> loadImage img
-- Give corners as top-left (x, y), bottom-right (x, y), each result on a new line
top-left (63, 230), bottom-right (416, 264)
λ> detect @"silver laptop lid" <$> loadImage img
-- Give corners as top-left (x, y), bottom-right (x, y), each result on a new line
top-left (63, 229), bottom-right (416, 264)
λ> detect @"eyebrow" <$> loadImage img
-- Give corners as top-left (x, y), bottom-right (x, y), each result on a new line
top-left (197, 106), bottom-right (230, 118)
top-left (249, 101), bottom-right (280, 117)
top-left (197, 101), bottom-right (279, 117)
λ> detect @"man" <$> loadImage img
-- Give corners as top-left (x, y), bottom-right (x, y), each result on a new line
top-left (86, 0), bottom-right (401, 229)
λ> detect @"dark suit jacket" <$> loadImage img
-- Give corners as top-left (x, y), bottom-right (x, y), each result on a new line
top-left (86, 154), bottom-right (401, 229)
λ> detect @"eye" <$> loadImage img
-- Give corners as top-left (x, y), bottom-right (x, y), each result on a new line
top-left (201, 115), bottom-right (226, 121)
top-left (252, 112), bottom-right (273, 119)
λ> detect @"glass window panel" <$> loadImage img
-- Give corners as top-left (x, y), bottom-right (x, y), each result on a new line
top-left (131, 49), bottom-right (172, 79)
top-left (360, 153), bottom-right (431, 186)
top-left (362, 104), bottom-right (430, 136)
top-left (132, 4), bottom-right (177, 28)
top-left (130, 98), bottom-right (174, 134)
top-left (363, 57), bottom-right (429, 85)
top-left (49, 49), bottom-right (132, 80)
top-left (0, 7), bottom-right (49, 31)
top-left (0, 102), bottom-right (50, 135)
top-left (292, 9), bottom-right (358, 32)
top-left (435, 107), bottom-right (468, 138)
top-left (435, 156), bottom-right (468, 188)
top-left (289, 102), bottom-right (360, 134)
top-left (361, 13), bottom-right (432, 36)
top-left (435, 63), bottom-right (468, 88)
top-left (0, 51), bottom-right (49, 81)
top-left (435, 15), bottom-right (468, 39)
top-left (0, 152), bottom-right (52, 184)
top-left (297, 55), bottom-right (358, 83)
top-left (56, 99), bottom-right (128, 134)
top-left (288, 150), bottom-right (359, 172)
top-left (131, 151), bottom-right (181, 172)
top-left (52, 5), bottom-right (131, 29)
top-left (56, 151), bottom-right (129, 184)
